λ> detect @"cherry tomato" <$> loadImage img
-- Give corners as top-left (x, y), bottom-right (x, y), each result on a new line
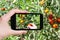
top-left (52, 24), bottom-right (58, 28)
top-left (56, 18), bottom-right (60, 23)
top-left (44, 8), bottom-right (49, 13)
top-left (49, 19), bottom-right (54, 25)
top-left (1, 8), bottom-right (5, 11)
top-left (48, 14), bottom-right (53, 19)
top-left (20, 20), bottom-right (24, 23)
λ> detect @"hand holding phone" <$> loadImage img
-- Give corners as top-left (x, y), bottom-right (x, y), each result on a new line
top-left (11, 13), bottom-right (43, 30)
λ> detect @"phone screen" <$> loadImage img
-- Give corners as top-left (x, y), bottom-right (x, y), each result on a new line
top-left (11, 13), bottom-right (43, 30)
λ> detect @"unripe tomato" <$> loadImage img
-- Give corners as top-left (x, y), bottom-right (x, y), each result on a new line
top-left (39, 1), bottom-right (44, 5)
top-left (44, 8), bottom-right (49, 13)
top-left (20, 20), bottom-right (24, 23)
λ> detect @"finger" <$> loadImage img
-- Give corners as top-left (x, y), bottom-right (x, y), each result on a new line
top-left (0, 17), bottom-right (2, 22)
top-left (1, 9), bottom-right (28, 22)
top-left (11, 30), bottom-right (27, 35)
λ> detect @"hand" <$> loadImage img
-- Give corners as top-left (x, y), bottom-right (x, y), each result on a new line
top-left (0, 9), bottom-right (28, 40)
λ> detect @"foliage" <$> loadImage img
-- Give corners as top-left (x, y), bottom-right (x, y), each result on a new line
top-left (16, 14), bottom-right (40, 29)
top-left (0, 0), bottom-right (60, 40)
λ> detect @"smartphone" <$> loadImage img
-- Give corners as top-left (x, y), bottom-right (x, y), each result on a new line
top-left (11, 13), bottom-right (43, 30)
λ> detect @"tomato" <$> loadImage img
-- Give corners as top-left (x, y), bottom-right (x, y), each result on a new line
top-left (56, 18), bottom-right (60, 23)
top-left (49, 19), bottom-right (54, 25)
top-left (1, 8), bottom-right (5, 11)
top-left (48, 14), bottom-right (54, 25)
top-left (28, 24), bottom-right (33, 27)
top-left (44, 8), bottom-right (49, 13)
top-left (52, 24), bottom-right (58, 28)
top-left (20, 20), bottom-right (24, 23)
top-left (48, 14), bottom-right (53, 19)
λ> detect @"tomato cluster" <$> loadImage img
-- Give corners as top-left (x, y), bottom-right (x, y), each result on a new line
top-left (48, 13), bottom-right (60, 28)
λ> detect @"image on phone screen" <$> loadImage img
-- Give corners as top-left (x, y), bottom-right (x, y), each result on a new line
top-left (11, 13), bottom-right (43, 30)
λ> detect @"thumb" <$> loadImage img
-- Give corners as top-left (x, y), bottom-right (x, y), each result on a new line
top-left (11, 30), bottom-right (27, 35)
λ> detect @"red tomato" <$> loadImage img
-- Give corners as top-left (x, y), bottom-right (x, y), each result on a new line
top-left (56, 18), bottom-right (60, 23)
top-left (48, 14), bottom-right (53, 20)
top-left (49, 19), bottom-right (54, 25)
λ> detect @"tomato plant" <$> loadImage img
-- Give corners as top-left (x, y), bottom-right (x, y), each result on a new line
top-left (0, 0), bottom-right (60, 40)
top-left (16, 14), bottom-right (40, 29)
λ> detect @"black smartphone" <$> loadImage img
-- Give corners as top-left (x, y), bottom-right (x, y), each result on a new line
top-left (11, 13), bottom-right (43, 30)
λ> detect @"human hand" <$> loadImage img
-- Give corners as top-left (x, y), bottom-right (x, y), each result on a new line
top-left (0, 9), bottom-right (28, 40)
